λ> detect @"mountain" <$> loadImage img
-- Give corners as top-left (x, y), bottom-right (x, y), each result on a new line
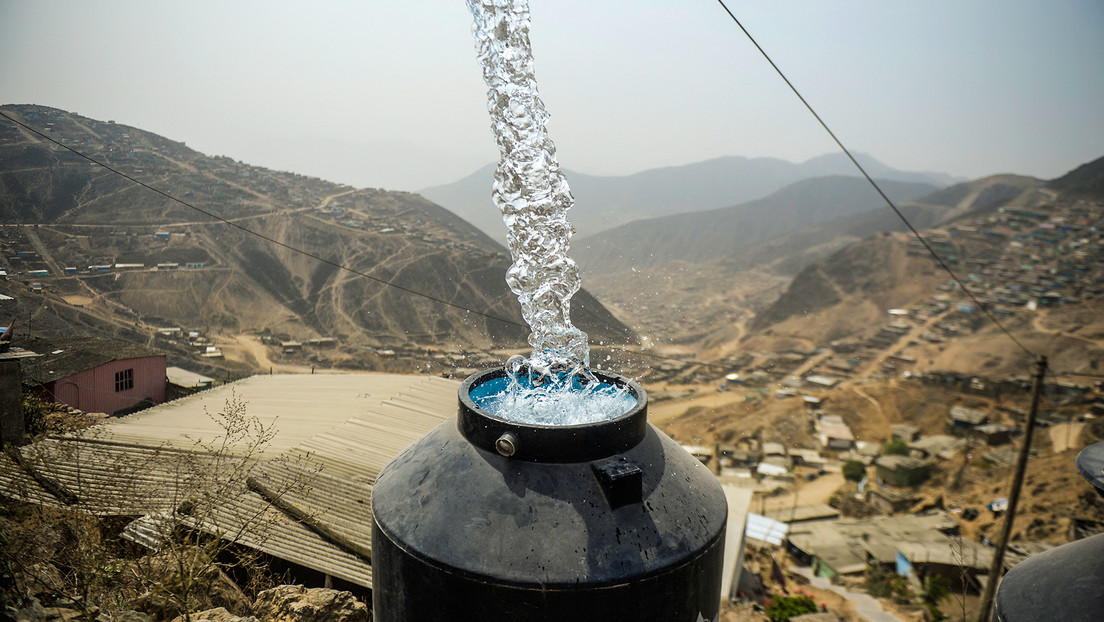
top-left (418, 153), bottom-right (962, 240)
top-left (572, 176), bottom-right (940, 277)
top-left (726, 162), bottom-right (1104, 377)
top-left (0, 104), bottom-right (635, 368)
top-left (1047, 154), bottom-right (1104, 199)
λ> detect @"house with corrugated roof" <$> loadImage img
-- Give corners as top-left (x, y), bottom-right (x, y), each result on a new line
top-left (0, 373), bottom-right (458, 590)
top-left (19, 336), bottom-right (166, 415)
top-left (874, 455), bottom-right (934, 487)
top-left (908, 434), bottom-right (967, 460)
top-left (949, 405), bottom-right (990, 432)
top-left (816, 416), bottom-right (855, 451)
top-left (787, 511), bottom-right (968, 581)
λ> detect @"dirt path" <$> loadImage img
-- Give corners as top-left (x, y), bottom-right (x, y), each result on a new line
top-left (23, 228), bottom-right (64, 276)
top-left (789, 350), bottom-right (833, 379)
top-left (1032, 310), bottom-right (1104, 349)
top-left (220, 334), bottom-right (323, 374)
top-left (794, 568), bottom-right (907, 622)
top-left (851, 384), bottom-right (885, 420)
top-left (762, 472), bottom-right (845, 513)
top-left (647, 386), bottom-right (748, 427)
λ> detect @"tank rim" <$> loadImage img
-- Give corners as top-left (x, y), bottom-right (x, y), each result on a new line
top-left (1076, 440), bottom-right (1104, 495)
top-left (458, 366), bottom-right (648, 463)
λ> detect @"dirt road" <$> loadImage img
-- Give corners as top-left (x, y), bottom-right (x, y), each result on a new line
top-left (221, 334), bottom-right (327, 374)
top-left (762, 471), bottom-right (845, 513)
top-left (646, 386), bottom-right (750, 427)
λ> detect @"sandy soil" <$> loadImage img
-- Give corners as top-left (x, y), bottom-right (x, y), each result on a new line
top-left (220, 334), bottom-right (328, 374)
top-left (61, 295), bottom-right (94, 306)
top-left (761, 472), bottom-right (846, 513)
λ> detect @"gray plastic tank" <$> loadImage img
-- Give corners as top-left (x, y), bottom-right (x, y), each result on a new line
top-left (371, 367), bottom-right (728, 622)
top-left (993, 441), bottom-right (1104, 621)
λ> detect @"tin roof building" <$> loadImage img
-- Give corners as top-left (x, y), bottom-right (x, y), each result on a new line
top-left (0, 373), bottom-right (459, 588)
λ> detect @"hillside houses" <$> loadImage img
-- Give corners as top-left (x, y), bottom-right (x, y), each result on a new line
top-left (786, 511), bottom-right (994, 588)
top-left (874, 455), bottom-right (934, 487)
top-left (911, 201), bottom-right (1104, 316)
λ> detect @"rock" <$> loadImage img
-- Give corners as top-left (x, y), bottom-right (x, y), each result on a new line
top-left (252, 586), bottom-right (368, 622)
top-left (18, 562), bottom-right (65, 598)
top-left (14, 596), bottom-right (46, 622)
top-left (201, 567), bottom-right (252, 616)
top-left (39, 607), bottom-right (85, 622)
top-left (168, 607), bottom-right (259, 622)
top-left (132, 592), bottom-right (182, 622)
top-left (103, 611), bottom-right (153, 622)
top-left (132, 548), bottom-right (250, 617)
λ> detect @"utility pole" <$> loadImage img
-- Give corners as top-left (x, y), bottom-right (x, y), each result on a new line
top-left (976, 355), bottom-right (1047, 622)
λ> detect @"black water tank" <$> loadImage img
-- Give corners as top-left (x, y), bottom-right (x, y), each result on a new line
top-left (371, 367), bottom-right (728, 622)
top-left (993, 441), bottom-right (1104, 621)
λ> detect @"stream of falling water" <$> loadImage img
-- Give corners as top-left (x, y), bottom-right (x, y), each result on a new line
top-left (468, 0), bottom-right (588, 382)
top-left (468, 0), bottom-right (637, 424)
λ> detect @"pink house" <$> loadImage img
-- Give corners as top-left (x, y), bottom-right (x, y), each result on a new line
top-left (21, 336), bottom-right (166, 415)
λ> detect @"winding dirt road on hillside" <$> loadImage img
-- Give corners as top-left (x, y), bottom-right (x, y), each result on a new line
top-left (1032, 310), bottom-right (1104, 350)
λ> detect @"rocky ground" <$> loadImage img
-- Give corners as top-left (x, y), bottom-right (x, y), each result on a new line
top-left (9, 585), bottom-right (369, 622)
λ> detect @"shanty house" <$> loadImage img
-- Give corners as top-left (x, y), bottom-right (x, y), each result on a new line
top-left (165, 366), bottom-right (216, 400)
top-left (786, 512), bottom-right (961, 580)
top-left (908, 434), bottom-right (967, 461)
top-left (817, 416), bottom-right (855, 451)
top-left (949, 405), bottom-right (989, 432)
top-left (969, 423), bottom-right (1014, 446)
top-left (19, 336), bottom-right (165, 415)
top-left (866, 487), bottom-right (920, 514)
top-left (896, 538), bottom-right (994, 592)
top-left (875, 455), bottom-right (934, 487)
top-left (891, 424), bottom-right (921, 443)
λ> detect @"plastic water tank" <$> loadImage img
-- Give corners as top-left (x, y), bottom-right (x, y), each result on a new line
top-left (371, 367), bottom-right (728, 622)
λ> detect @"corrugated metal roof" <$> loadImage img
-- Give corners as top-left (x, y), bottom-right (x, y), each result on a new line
top-left (166, 366), bottom-right (215, 387)
top-left (94, 373), bottom-right (455, 459)
top-left (745, 513), bottom-right (789, 546)
top-left (183, 375), bottom-right (459, 587)
top-left (18, 336), bottom-right (165, 384)
top-left (787, 511), bottom-right (963, 573)
top-left (186, 461), bottom-right (377, 587)
top-left (0, 373), bottom-right (461, 589)
top-left (0, 436), bottom-right (219, 515)
top-left (764, 503), bottom-right (840, 524)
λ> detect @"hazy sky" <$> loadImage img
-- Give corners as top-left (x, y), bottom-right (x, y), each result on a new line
top-left (2, 1), bottom-right (1102, 191)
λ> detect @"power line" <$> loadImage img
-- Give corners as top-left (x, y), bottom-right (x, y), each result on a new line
top-left (0, 110), bottom-right (527, 332)
top-left (713, 0), bottom-right (1037, 360)
top-left (0, 111), bottom-right (756, 374)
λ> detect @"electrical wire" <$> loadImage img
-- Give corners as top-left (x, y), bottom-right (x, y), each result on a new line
top-left (713, 0), bottom-right (1038, 360)
top-left (0, 110), bottom-right (746, 373)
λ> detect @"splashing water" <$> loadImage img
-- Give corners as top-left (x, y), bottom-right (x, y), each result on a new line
top-left (467, 0), bottom-right (588, 384)
top-left (470, 356), bottom-right (638, 426)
